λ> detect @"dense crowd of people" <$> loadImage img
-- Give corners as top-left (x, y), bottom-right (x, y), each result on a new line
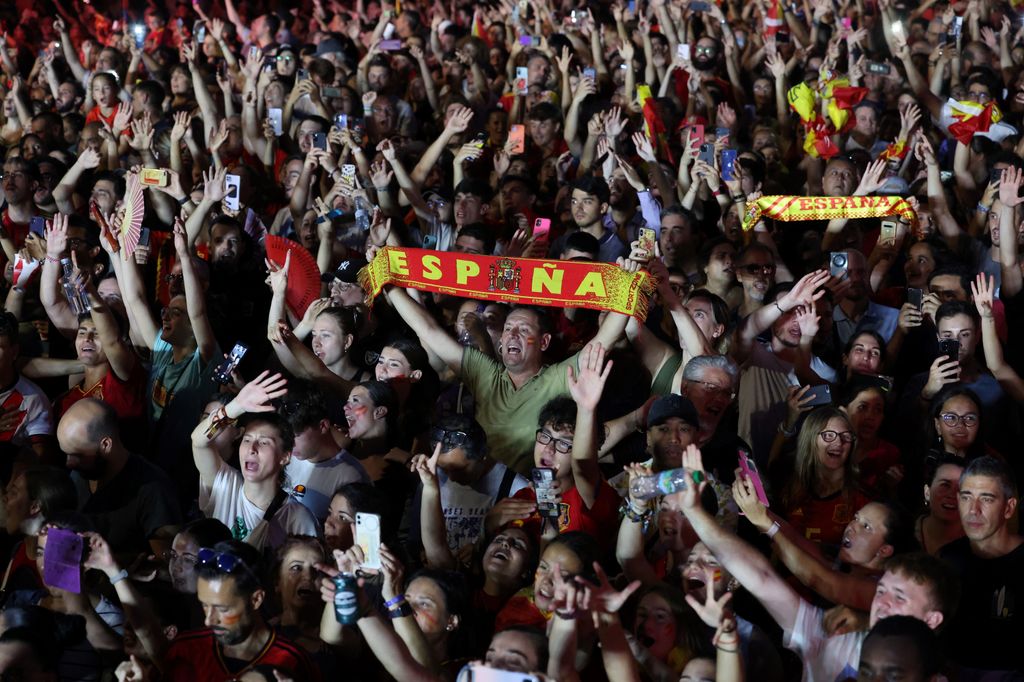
top-left (0, 0), bottom-right (1021, 679)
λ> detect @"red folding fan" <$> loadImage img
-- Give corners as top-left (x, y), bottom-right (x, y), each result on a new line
top-left (264, 235), bottom-right (320, 319)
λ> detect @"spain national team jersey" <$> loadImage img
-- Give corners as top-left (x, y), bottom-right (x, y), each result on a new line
top-left (163, 629), bottom-right (320, 681)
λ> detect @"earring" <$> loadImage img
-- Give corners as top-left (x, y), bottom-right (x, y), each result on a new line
top-left (445, 623), bottom-right (455, 632)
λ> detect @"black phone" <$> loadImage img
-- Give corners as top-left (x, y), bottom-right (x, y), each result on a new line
top-left (213, 343), bottom-right (248, 385)
top-left (29, 217), bottom-right (46, 238)
top-left (907, 287), bottom-right (923, 310)
top-left (990, 167), bottom-right (1004, 185)
top-left (698, 143), bottom-right (716, 166)
top-left (938, 338), bottom-right (960, 364)
top-left (138, 227), bottom-right (151, 247)
top-left (312, 132), bottom-right (327, 150)
top-left (804, 384), bottom-right (832, 407)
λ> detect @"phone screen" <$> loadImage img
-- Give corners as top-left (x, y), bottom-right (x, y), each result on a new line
top-left (356, 513), bottom-right (382, 569)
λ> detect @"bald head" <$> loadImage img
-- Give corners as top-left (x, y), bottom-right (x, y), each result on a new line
top-left (57, 399), bottom-right (120, 476)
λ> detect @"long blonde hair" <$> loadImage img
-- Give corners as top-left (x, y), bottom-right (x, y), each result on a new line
top-left (782, 407), bottom-right (859, 511)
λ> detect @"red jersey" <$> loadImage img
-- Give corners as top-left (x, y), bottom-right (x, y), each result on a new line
top-left (787, 489), bottom-right (871, 548)
top-left (56, 362), bottom-right (147, 421)
top-left (163, 629), bottom-right (320, 682)
top-left (513, 479), bottom-right (620, 551)
top-left (1, 208), bottom-right (29, 249)
top-left (85, 106), bottom-right (118, 129)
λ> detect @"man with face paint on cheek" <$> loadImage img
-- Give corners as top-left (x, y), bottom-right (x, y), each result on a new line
top-left (160, 540), bottom-right (319, 680)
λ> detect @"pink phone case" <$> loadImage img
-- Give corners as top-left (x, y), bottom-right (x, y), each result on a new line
top-left (738, 450), bottom-right (770, 510)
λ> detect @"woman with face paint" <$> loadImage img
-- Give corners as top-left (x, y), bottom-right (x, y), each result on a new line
top-left (626, 584), bottom-right (711, 679)
top-left (368, 337), bottom-right (440, 450)
top-left (269, 537), bottom-right (329, 656)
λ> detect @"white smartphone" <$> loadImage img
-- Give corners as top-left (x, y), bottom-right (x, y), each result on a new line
top-left (356, 512), bottom-right (382, 570)
top-left (268, 107), bottom-right (283, 136)
top-left (223, 174), bottom-right (241, 211)
top-left (382, 22), bottom-right (396, 40)
top-left (677, 43), bottom-right (690, 61)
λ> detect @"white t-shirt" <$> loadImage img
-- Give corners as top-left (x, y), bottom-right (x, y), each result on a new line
top-left (0, 376), bottom-right (54, 446)
top-left (784, 599), bottom-right (866, 682)
top-left (438, 464), bottom-right (529, 553)
top-left (200, 465), bottom-right (319, 551)
top-left (285, 450), bottom-right (368, 520)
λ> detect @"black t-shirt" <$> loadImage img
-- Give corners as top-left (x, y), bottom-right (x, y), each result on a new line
top-left (939, 536), bottom-right (1024, 674)
top-left (74, 454), bottom-right (183, 557)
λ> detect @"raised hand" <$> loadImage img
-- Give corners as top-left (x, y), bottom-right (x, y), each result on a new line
top-left (684, 565), bottom-right (734, 628)
top-left (566, 342), bottom-right (613, 411)
top-left (445, 105), bottom-right (474, 134)
top-left (999, 166), bottom-right (1024, 207)
top-left (794, 303), bottom-right (820, 339)
top-left (855, 158), bottom-right (887, 196)
top-left (971, 273), bottom-right (996, 319)
top-left (232, 371), bottom-right (288, 414)
top-left (409, 442), bottom-right (442, 487)
top-left (202, 166), bottom-right (228, 203)
top-left (732, 470), bottom-right (772, 530)
top-left (46, 213), bottom-right (68, 259)
top-left (170, 111), bottom-right (192, 143)
top-left (111, 102), bottom-right (134, 136)
top-left (265, 250), bottom-right (291, 294)
top-left (778, 269), bottom-right (830, 311)
top-left (128, 114), bottom-right (154, 152)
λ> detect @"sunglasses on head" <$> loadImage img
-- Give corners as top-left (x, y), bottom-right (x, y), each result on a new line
top-left (196, 548), bottom-right (256, 579)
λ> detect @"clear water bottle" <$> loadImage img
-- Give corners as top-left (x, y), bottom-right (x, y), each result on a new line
top-left (354, 196), bottom-right (370, 232)
top-left (630, 468), bottom-right (689, 500)
top-left (457, 328), bottom-right (475, 347)
top-left (60, 258), bottom-right (90, 316)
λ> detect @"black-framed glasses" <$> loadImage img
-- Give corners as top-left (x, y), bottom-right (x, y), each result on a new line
top-left (819, 430), bottom-right (854, 444)
top-left (739, 263), bottom-right (776, 275)
top-left (535, 429), bottom-right (573, 454)
top-left (430, 428), bottom-right (469, 452)
top-left (940, 413), bottom-right (979, 428)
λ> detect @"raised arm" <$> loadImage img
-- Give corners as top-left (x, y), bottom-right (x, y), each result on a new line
top-left (411, 445), bottom-right (456, 570)
top-left (736, 270), bottom-right (829, 362)
top-left (972, 274), bottom-right (1024, 401)
top-left (997, 167), bottom-right (1024, 297)
top-left (172, 219), bottom-right (218, 363)
top-left (679, 445), bottom-right (803, 632)
top-left (567, 343), bottom-right (611, 508)
top-left (734, 472), bottom-right (875, 611)
top-left (39, 215), bottom-right (80, 339)
top-left (191, 372), bottom-right (287, 488)
top-left (383, 286), bottom-right (464, 372)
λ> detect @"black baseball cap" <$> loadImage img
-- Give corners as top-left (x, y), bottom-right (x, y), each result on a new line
top-left (320, 257), bottom-right (367, 284)
top-left (647, 395), bottom-right (700, 429)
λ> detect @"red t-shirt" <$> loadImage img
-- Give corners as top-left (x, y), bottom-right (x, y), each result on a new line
top-left (513, 479), bottom-right (620, 551)
top-left (786, 489), bottom-right (871, 548)
top-left (163, 629), bottom-right (320, 682)
top-left (56, 362), bottom-right (147, 421)
top-left (85, 106), bottom-right (118, 129)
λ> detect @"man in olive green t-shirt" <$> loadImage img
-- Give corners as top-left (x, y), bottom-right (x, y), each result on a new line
top-left (384, 287), bottom-right (627, 473)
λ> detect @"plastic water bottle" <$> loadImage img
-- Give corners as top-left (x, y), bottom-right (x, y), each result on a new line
top-left (354, 196), bottom-right (370, 232)
top-left (630, 468), bottom-right (689, 500)
top-left (60, 258), bottom-right (90, 315)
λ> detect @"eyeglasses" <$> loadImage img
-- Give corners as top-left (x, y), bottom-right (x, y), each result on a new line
top-left (739, 263), bottom-right (776, 275)
top-left (0, 172), bottom-right (26, 182)
top-left (536, 429), bottom-right (573, 453)
top-left (162, 549), bottom-right (198, 565)
top-left (694, 46), bottom-right (715, 56)
top-left (430, 428), bottom-right (469, 452)
top-left (966, 90), bottom-right (990, 102)
top-left (161, 306), bottom-right (186, 319)
top-left (819, 430), bottom-right (855, 444)
top-left (940, 413), bottom-right (979, 428)
top-left (196, 547), bottom-right (257, 578)
top-left (276, 54), bottom-right (295, 61)
top-left (687, 379), bottom-right (736, 400)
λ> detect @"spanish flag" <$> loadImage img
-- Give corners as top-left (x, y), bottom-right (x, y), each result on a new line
top-left (471, 11), bottom-right (494, 50)
top-left (638, 85), bottom-right (674, 164)
top-left (765, 0), bottom-right (785, 35)
top-left (946, 100), bottom-right (1001, 145)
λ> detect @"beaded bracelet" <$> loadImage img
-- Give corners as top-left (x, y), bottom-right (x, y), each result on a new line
top-left (384, 594), bottom-right (406, 609)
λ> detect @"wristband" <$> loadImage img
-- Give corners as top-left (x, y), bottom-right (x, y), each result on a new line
top-left (712, 188), bottom-right (722, 197)
top-left (765, 520), bottom-right (781, 539)
top-left (384, 594), bottom-right (406, 609)
top-left (44, 256), bottom-right (60, 265)
top-left (178, 195), bottom-right (191, 205)
top-left (977, 203), bottom-right (990, 213)
top-left (109, 569), bottom-right (129, 585)
top-left (388, 602), bottom-right (414, 619)
top-left (774, 300), bottom-right (786, 314)
top-left (778, 421), bottom-right (797, 437)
